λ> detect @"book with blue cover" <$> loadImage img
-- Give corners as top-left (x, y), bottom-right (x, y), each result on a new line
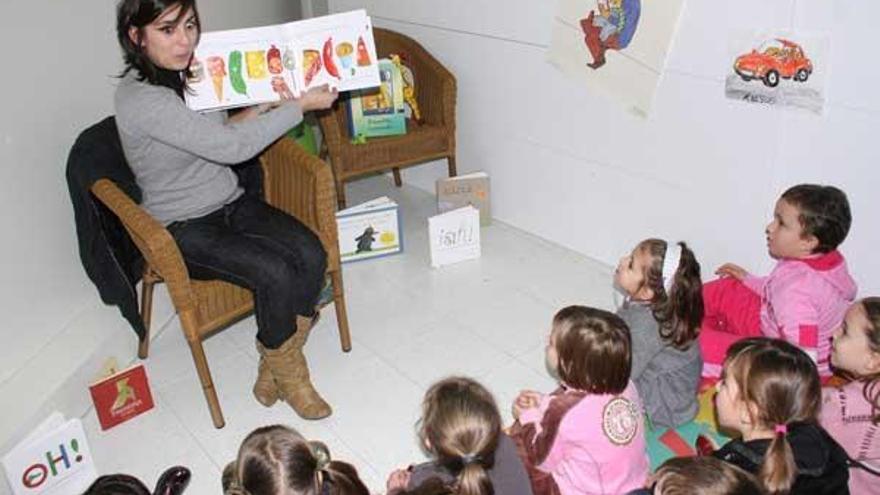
top-left (345, 58), bottom-right (407, 138)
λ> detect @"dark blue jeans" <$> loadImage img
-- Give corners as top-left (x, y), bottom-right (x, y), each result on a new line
top-left (168, 194), bottom-right (327, 349)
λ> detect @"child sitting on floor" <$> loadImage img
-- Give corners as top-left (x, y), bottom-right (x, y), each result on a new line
top-left (713, 337), bottom-right (849, 494)
top-left (385, 376), bottom-right (533, 495)
top-left (700, 184), bottom-right (857, 379)
top-left (628, 456), bottom-right (763, 495)
top-left (614, 239), bottom-right (704, 428)
top-left (508, 305), bottom-right (649, 494)
top-left (822, 297), bottom-right (880, 493)
top-left (222, 425), bottom-right (369, 495)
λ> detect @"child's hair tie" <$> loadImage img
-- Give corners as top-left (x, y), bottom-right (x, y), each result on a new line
top-left (460, 453), bottom-right (481, 465)
top-left (774, 423), bottom-right (788, 435)
top-left (308, 441), bottom-right (332, 471)
top-left (662, 241), bottom-right (682, 293)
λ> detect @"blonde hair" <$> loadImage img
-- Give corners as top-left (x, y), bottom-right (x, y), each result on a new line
top-left (651, 456), bottom-right (765, 494)
top-left (419, 377), bottom-right (501, 495)
top-left (722, 338), bottom-right (821, 495)
top-left (222, 425), bottom-right (368, 495)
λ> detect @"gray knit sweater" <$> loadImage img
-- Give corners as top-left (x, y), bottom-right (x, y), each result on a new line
top-left (114, 72), bottom-right (303, 224)
top-left (617, 301), bottom-right (701, 429)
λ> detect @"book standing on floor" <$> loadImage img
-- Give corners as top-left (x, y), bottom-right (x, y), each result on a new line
top-left (88, 363), bottom-right (155, 431)
top-left (436, 172), bottom-right (491, 226)
top-left (336, 196), bottom-right (402, 262)
top-left (2, 412), bottom-right (97, 495)
top-left (428, 205), bottom-right (481, 268)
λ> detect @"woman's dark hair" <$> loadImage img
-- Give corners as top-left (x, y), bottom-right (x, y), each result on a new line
top-left (222, 425), bottom-right (369, 495)
top-left (637, 239), bottom-right (704, 350)
top-left (418, 377), bottom-right (501, 495)
top-left (116, 0), bottom-right (201, 96)
top-left (780, 184), bottom-right (851, 253)
top-left (553, 305), bottom-right (632, 394)
top-left (723, 338), bottom-right (821, 495)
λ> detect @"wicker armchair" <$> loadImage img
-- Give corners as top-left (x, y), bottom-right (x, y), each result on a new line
top-left (91, 137), bottom-right (351, 429)
top-left (317, 27), bottom-right (457, 208)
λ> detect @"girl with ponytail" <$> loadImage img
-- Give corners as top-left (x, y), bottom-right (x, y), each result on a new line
top-left (386, 377), bottom-right (532, 495)
top-left (614, 238), bottom-right (704, 428)
top-left (713, 337), bottom-right (849, 494)
top-left (222, 425), bottom-right (368, 495)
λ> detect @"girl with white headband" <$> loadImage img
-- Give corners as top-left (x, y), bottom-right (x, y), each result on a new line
top-left (614, 239), bottom-right (704, 428)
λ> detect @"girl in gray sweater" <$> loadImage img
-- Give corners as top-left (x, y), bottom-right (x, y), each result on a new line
top-left (114, 0), bottom-right (337, 420)
top-left (614, 239), bottom-right (704, 428)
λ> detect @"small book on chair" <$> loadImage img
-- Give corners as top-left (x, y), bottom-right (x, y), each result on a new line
top-left (88, 362), bottom-right (155, 431)
top-left (436, 172), bottom-right (491, 226)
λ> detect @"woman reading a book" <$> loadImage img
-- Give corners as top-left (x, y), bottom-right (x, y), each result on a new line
top-left (114, 0), bottom-right (338, 419)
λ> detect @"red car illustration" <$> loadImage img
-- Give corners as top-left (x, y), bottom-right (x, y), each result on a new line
top-left (733, 38), bottom-right (813, 88)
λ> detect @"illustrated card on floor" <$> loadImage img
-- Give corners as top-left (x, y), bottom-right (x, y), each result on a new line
top-left (428, 206), bottom-right (481, 268)
top-left (2, 413), bottom-right (97, 495)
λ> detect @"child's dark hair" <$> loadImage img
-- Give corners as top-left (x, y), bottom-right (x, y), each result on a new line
top-left (723, 338), bottom-right (821, 495)
top-left (553, 306), bottom-right (631, 394)
top-left (636, 239), bottom-right (704, 350)
top-left (780, 184), bottom-right (851, 253)
top-left (650, 456), bottom-right (765, 495)
top-left (418, 377), bottom-right (501, 495)
top-left (116, 0), bottom-right (201, 96)
top-left (858, 297), bottom-right (880, 424)
top-left (222, 425), bottom-right (369, 495)
top-left (83, 474), bottom-right (152, 495)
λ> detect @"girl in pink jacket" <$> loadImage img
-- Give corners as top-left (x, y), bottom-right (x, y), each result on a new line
top-left (508, 306), bottom-right (649, 495)
top-left (822, 298), bottom-right (880, 494)
top-left (699, 184), bottom-right (857, 379)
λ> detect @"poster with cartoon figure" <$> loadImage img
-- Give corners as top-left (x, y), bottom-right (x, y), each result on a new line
top-left (185, 10), bottom-right (379, 112)
top-left (725, 31), bottom-right (830, 115)
top-left (548, 0), bottom-right (684, 116)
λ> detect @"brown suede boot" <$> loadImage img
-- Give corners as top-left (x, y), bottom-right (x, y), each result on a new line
top-left (257, 315), bottom-right (331, 419)
top-left (252, 355), bottom-right (280, 407)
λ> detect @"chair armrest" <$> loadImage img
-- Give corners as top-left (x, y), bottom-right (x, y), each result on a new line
top-left (90, 178), bottom-right (196, 311)
top-left (260, 138), bottom-right (341, 261)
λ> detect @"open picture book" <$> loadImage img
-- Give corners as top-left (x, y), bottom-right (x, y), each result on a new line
top-left (185, 10), bottom-right (380, 112)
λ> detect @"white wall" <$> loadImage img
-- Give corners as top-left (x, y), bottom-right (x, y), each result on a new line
top-left (328, 0), bottom-right (879, 295)
top-left (0, 0), bottom-right (300, 451)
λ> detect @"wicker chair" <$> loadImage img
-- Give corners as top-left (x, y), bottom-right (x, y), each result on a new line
top-left (91, 137), bottom-right (351, 429)
top-left (317, 27), bottom-right (457, 208)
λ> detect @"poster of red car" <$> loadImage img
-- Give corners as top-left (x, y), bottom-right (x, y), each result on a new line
top-left (725, 31), bottom-right (829, 114)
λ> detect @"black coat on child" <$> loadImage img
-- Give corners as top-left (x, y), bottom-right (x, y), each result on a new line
top-left (712, 422), bottom-right (850, 494)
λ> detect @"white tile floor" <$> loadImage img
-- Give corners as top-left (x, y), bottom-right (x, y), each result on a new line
top-left (83, 175), bottom-right (618, 494)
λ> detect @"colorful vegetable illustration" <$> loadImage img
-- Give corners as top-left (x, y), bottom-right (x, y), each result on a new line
top-left (356, 36), bottom-right (371, 67)
top-left (283, 46), bottom-right (296, 71)
top-left (267, 44), bottom-right (283, 75)
top-left (228, 51), bottom-right (248, 96)
top-left (336, 42), bottom-right (354, 70)
top-left (206, 56), bottom-right (226, 101)
top-left (188, 57), bottom-right (205, 84)
top-left (245, 50), bottom-right (268, 79)
top-left (271, 76), bottom-right (294, 100)
top-left (302, 49), bottom-right (322, 86)
top-left (323, 37), bottom-right (340, 79)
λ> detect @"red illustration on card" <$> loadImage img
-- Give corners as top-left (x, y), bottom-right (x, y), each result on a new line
top-left (88, 364), bottom-right (155, 430)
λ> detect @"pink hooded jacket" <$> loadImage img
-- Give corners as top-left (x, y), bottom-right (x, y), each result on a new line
top-left (821, 380), bottom-right (880, 494)
top-left (743, 250), bottom-right (857, 376)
